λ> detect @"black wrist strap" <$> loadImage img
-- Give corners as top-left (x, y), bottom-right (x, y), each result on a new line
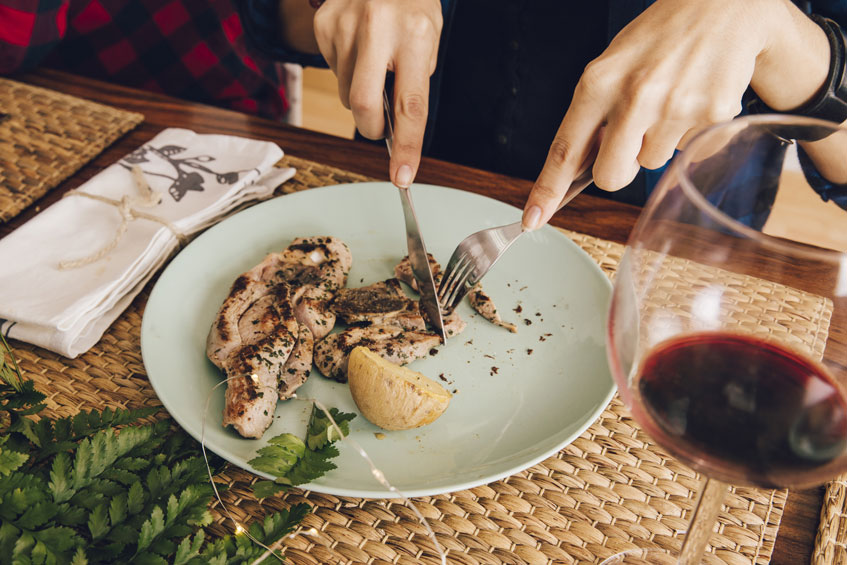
top-left (749, 14), bottom-right (847, 124)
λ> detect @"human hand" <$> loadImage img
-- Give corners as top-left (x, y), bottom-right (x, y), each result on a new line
top-left (313, 0), bottom-right (443, 188)
top-left (522, 0), bottom-right (829, 230)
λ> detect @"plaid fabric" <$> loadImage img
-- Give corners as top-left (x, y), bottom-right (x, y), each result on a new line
top-left (0, 0), bottom-right (291, 120)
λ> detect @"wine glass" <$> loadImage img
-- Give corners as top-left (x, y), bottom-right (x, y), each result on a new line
top-left (604, 115), bottom-right (847, 564)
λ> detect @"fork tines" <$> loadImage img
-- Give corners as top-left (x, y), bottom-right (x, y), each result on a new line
top-left (437, 253), bottom-right (477, 314)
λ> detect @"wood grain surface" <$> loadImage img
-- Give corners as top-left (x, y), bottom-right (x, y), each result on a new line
top-left (2, 68), bottom-right (824, 564)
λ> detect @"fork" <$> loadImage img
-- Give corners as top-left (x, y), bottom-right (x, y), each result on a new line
top-left (437, 166), bottom-right (595, 313)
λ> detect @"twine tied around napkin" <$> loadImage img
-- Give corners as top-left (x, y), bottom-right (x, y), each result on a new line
top-left (58, 166), bottom-right (188, 270)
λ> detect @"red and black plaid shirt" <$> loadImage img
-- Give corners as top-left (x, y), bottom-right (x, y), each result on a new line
top-left (0, 0), bottom-right (291, 120)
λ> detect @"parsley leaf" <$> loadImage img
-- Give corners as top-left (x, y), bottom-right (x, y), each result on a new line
top-left (249, 404), bottom-right (355, 498)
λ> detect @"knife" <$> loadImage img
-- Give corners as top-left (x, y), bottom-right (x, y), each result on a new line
top-left (383, 89), bottom-right (448, 342)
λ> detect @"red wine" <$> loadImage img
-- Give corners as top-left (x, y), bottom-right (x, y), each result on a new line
top-left (636, 332), bottom-right (847, 488)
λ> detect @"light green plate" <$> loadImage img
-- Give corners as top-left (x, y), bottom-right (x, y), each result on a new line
top-left (141, 182), bottom-right (614, 498)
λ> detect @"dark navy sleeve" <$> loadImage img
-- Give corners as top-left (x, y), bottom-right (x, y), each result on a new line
top-left (797, 146), bottom-right (847, 210)
top-left (238, 0), bottom-right (328, 67)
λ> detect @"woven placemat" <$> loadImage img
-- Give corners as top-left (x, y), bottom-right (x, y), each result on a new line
top-left (0, 78), bottom-right (144, 222)
top-left (814, 473), bottom-right (847, 565)
top-left (6, 154), bottom-right (833, 564)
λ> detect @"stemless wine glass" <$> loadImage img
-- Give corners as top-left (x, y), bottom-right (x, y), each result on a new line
top-left (605, 115), bottom-right (847, 564)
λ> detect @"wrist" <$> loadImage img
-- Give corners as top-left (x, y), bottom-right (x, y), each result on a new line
top-left (751, 1), bottom-right (830, 111)
top-left (751, 13), bottom-right (847, 124)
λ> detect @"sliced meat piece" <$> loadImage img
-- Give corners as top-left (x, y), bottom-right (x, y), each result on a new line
top-left (294, 286), bottom-right (337, 340)
top-left (279, 323), bottom-right (314, 400)
top-left (442, 309), bottom-right (468, 338)
top-left (275, 236), bottom-right (353, 339)
top-left (394, 254), bottom-right (441, 292)
top-left (331, 278), bottom-right (426, 331)
top-left (208, 281), bottom-right (299, 438)
top-left (277, 236), bottom-right (352, 292)
top-left (468, 284), bottom-right (518, 333)
top-left (314, 324), bottom-right (442, 382)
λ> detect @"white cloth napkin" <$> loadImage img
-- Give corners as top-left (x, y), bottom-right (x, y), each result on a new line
top-left (0, 128), bottom-right (295, 358)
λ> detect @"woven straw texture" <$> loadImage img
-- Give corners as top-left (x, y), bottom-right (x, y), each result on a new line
top-left (8, 154), bottom-right (833, 564)
top-left (0, 78), bottom-right (144, 222)
top-left (815, 472), bottom-right (847, 565)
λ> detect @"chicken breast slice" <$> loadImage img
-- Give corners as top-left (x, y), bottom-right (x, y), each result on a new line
top-left (331, 278), bottom-right (426, 331)
top-left (314, 324), bottom-right (442, 382)
top-left (276, 236), bottom-right (353, 339)
top-left (208, 281), bottom-right (299, 438)
top-left (278, 323), bottom-right (314, 400)
top-left (467, 284), bottom-right (518, 333)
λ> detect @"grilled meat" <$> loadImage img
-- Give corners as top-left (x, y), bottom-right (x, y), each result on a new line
top-left (207, 278), bottom-right (299, 438)
top-left (278, 323), bottom-right (314, 400)
top-left (273, 236), bottom-right (353, 340)
top-left (314, 324), bottom-right (441, 382)
top-left (393, 254), bottom-right (440, 292)
top-left (314, 308), bottom-right (466, 382)
top-left (467, 284), bottom-right (518, 333)
top-left (332, 278), bottom-right (426, 331)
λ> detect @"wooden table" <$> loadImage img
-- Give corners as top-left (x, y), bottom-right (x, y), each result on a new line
top-left (3, 68), bottom-right (824, 564)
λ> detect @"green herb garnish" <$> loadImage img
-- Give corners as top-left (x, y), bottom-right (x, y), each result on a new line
top-left (250, 406), bottom-right (355, 499)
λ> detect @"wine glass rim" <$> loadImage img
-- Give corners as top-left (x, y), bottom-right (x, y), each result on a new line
top-left (674, 113), bottom-right (847, 260)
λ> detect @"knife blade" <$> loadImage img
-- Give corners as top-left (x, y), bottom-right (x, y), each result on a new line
top-left (383, 89), bottom-right (447, 342)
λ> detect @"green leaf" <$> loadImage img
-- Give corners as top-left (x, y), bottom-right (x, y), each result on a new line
top-left (88, 502), bottom-right (110, 540)
top-left (132, 552), bottom-right (169, 565)
top-left (261, 504), bottom-right (311, 541)
top-left (306, 406), bottom-right (355, 451)
top-left (48, 452), bottom-right (72, 502)
top-left (110, 493), bottom-right (128, 526)
top-left (248, 433), bottom-right (305, 477)
top-left (252, 481), bottom-right (288, 499)
top-left (71, 547), bottom-right (89, 565)
top-left (172, 532), bottom-right (204, 565)
top-left (285, 444), bottom-right (341, 486)
top-left (55, 503), bottom-right (86, 527)
top-left (127, 481), bottom-right (145, 515)
top-left (0, 522), bottom-right (20, 560)
top-left (249, 404), bottom-right (353, 498)
top-left (0, 435), bottom-right (28, 475)
top-left (30, 526), bottom-right (80, 562)
top-left (0, 332), bottom-right (24, 392)
top-left (58, 425), bottom-right (155, 502)
top-left (16, 501), bottom-right (57, 529)
top-left (137, 505), bottom-right (165, 552)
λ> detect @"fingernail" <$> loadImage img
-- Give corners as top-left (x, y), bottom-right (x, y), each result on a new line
top-left (523, 205), bottom-right (542, 231)
top-left (396, 165), bottom-right (413, 188)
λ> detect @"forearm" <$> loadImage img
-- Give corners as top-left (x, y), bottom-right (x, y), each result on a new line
top-left (278, 0), bottom-right (320, 55)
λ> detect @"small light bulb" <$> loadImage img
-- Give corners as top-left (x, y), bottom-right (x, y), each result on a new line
top-left (235, 524), bottom-right (246, 535)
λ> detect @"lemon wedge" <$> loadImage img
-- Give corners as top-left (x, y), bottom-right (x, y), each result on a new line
top-left (347, 346), bottom-right (451, 430)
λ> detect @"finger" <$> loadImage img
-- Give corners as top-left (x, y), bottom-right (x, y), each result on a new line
top-left (638, 120), bottom-right (690, 170)
top-left (388, 44), bottom-right (433, 188)
top-left (334, 43), bottom-right (358, 110)
top-left (591, 111), bottom-right (646, 191)
top-left (522, 98), bottom-right (604, 230)
top-left (348, 38), bottom-right (390, 139)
